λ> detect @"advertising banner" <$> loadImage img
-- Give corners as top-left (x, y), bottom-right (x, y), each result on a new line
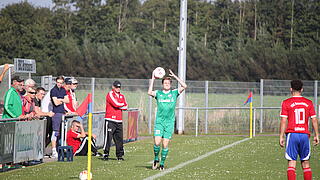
top-left (127, 111), bottom-right (139, 141)
top-left (0, 122), bottom-right (15, 164)
top-left (14, 120), bottom-right (45, 163)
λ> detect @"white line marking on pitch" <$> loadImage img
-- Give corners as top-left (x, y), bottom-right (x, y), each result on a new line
top-left (144, 138), bottom-right (250, 180)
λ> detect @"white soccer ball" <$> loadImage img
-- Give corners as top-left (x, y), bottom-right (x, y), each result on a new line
top-left (153, 67), bottom-right (166, 79)
top-left (79, 170), bottom-right (92, 180)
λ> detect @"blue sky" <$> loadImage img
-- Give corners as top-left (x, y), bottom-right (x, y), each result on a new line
top-left (0, 0), bottom-right (54, 9)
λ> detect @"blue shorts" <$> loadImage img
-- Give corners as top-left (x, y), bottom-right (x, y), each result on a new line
top-left (285, 133), bottom-right (310, 161)
top-left (52, 113), bottom-right (63, 131)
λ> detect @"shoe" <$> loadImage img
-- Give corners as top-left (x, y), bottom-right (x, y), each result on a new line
top-left (93, 152), bottom-right (102, 157)
top-left (159, 165), bottom-right (165, 171)
top-left (152, 160), bottom-right (159, 170)
top-left (52, 151), bottom-right (58, 159)
top-left (117, 157), bottom-right (124, 161)
top-left (103, 154), bottom-right (109, 160)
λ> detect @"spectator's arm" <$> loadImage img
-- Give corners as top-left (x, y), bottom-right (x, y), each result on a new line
top-left (52, 97), bottom-right (62, 106)
top-left (119, 96), bottom-right (128, 110)
top-left (61, 95), bottom-right (69, 104)
top-left (76, 124), bottom-right (86, 138)
top-left (107, 92), bottom-right (125, 108)
top-left (0, 64), bottom-right (9, 83)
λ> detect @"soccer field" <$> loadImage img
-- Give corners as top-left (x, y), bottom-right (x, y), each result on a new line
top-left (1, 135), bottom-right (319, 180)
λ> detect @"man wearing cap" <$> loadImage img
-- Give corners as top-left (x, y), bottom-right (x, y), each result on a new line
top-left (2, 76), bottom-right (28, 119)
top-left (103, 80), bottom-right (128, 160)
top-left (64, 78), bottom-right (76, 114)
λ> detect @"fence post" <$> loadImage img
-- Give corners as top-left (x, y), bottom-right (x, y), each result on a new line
top-left (61, 115), bottom-right (66, 146)
top-left (253, 108), bottom-right (256, 137)
top-left (314, 80), bottom-right (318, 114)
top-left (260, 79), bottom-right (264, 133)
top-left (91, 77), bottom-right (95, 112)
top-left (196, 108), bottom-right (199, 137)
top-left (148, 79), bottom-right (152, 134)
top-left (205, 81), bottom-right (209, 134)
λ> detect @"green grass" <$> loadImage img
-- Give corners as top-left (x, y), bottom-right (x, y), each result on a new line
top-left (1, 135), bottom-right (319, 179)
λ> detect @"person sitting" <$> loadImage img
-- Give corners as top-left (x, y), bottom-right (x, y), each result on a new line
top-left (66, 120), bottom-right (100, 156)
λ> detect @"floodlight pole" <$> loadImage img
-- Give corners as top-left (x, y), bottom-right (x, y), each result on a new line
top-left (177, 0), bottom-right (187, 134)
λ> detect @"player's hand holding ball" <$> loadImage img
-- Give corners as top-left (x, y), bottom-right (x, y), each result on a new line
top-left (153, 67), bottom-right (165, 79)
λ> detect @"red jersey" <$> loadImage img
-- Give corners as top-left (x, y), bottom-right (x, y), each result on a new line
top-left (104, 90), bottom-right (128, 122)
top-left (67, 129), bottom-right (81, 154)
top-left (64, 90), bottom-right (76, 113)
top-left (280, 96), bottom-right (316, 134)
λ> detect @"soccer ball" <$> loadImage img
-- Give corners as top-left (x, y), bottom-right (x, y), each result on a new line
top-left (153, 67), bottom-right (165, 79)
top-left (79, 170), bottom-right (92, 180)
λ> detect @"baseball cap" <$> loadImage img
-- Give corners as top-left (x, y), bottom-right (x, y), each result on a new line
top-left (65, 78), bottom-right (72, 85)
top-left (71, 78), bottom-right (78, 84)
top-left (113, 80), bottom-right (121, 88)
top-left (11, 76), bottom-right (24, 82)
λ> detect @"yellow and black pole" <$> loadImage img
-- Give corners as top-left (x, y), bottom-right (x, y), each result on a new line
top-left (87, 94), bottom-right (93, 180)
top-left (244, 91), bottom-right (253, 139)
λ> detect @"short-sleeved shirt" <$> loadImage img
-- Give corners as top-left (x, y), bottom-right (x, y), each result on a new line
top-left (280, 96), bottom-right (316, 134)
top-left (50, 85), bottom-right (67, 113)
top-left (67, 129), bottom-right (81, 154)
top-left (34, 97), bottom-right (41, 107)
top-left (155, 89), bottom-right (179, 123)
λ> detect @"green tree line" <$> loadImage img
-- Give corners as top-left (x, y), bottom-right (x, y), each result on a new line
top-left (0, 0), bottom-right (319, 81)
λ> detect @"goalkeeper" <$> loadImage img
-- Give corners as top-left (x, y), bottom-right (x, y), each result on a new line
top-left (148, 69), bottom-right (187, 170)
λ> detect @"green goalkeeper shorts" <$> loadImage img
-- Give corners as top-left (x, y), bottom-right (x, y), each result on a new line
top-left (154, 121), bottom-right (174, 139)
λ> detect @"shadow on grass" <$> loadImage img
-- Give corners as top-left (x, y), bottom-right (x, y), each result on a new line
top-left (135, 165), bottom-right (153, 170)
top-left (97, 157), bottom-right (118, 161)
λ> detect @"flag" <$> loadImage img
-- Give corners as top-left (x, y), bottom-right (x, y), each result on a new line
top-left (244, 91), bottom-right (253, 105)
top-left (76, 93), bottom-right (92, 117)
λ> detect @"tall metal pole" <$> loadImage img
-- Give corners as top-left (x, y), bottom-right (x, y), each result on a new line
top-left (260, 79), bottom-right (264, 133)
top-left (177, 0), bottom-right (188, 134)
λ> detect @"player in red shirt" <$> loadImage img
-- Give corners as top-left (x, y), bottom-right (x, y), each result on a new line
top-left (279, 80), bottom-right (319, 180)
top-left (67, 120), bottom-right (99, 156)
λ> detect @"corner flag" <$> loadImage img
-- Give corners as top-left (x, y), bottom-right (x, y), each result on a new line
top-left (244, 91), bottom-right (253, 105)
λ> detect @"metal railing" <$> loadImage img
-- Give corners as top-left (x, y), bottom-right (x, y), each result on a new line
top-left (176, 107), bottom-right (281, 136)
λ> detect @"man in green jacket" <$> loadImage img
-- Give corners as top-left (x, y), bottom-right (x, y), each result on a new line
top-left (2, 76), bottom-right (25, 119)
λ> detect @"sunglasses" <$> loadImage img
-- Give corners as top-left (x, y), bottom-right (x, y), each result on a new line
top-left (28, 92), bottom-right (36, 94)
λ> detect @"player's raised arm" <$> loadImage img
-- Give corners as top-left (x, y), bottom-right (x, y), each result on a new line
top-left (148, 71), bottom-right (156, 97)
top-left (168, 69), bottom-right (187, 94)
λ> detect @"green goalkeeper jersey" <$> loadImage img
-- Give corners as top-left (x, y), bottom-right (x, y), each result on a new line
top-left (155, 89), bottom-right (179, 123)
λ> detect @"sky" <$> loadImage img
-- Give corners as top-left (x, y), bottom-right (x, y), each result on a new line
top-left (0, 0), bottom-right (54, 9)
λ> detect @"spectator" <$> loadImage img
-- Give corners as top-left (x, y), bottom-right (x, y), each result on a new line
top-left (20, 78), bottom-right (36, 96)
top-left (70, 78), bottom-right (78, 109)
top-left (34, 87), bottom-right (54, 148)
top-left (22, 86), bottom-right (37, 119)
top-left (2, 76), bottom-right (29, 119)
top-left (64, 78), bottom-right (76, 114)
top-left (34, 87), bottom-right (54, 117)
top-left (50, 76), bottom-right (69, 158)
top-left (0, 64), bottom-right (10, 84)
top-left (103, 80), bottom-right (127, 161)
top-left (67, 120), bottom-right (100, 156)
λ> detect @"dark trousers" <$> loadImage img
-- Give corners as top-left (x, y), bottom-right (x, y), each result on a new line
top-left (103, 120), bottom-right (124, 157)
top-left (45, 117), bottom-right (53, 147)
top-left (75, 136), bottom-right (98, 156)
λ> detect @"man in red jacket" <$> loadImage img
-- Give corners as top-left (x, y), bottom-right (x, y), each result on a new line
top-left (103, 80), bottom-right (127, 160)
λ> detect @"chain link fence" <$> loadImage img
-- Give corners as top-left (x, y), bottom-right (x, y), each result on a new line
top-left (1, 73), bottom-right (318, 135)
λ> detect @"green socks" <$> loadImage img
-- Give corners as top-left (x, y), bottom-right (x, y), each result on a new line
top-left (160, 148), bottom-right (169, 166)
top-left (154, 145), bottom-right (160, 161)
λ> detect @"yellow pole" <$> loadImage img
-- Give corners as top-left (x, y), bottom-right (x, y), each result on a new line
top-left (249, 101), bottom-right (253, 138)
top-left (87, 112), bottom-right (92, 180)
